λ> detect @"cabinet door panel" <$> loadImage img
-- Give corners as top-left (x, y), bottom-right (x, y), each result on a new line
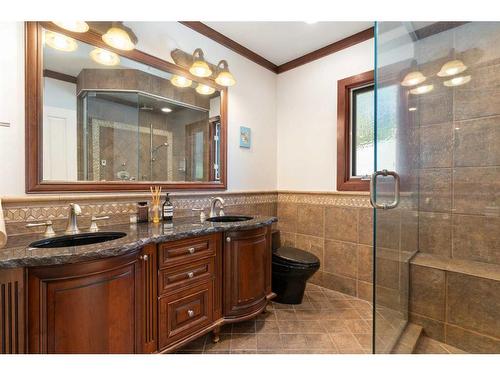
top-left (27, 250), bottom-right (153, 354)
top-left (46, 265), bottom-right (135, 353)
top-left (236, 238), bottom-right (267, 303)
top-left (223, 226), bottom-right (271, 319)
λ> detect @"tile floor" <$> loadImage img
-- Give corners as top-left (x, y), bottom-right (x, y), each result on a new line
top-left (175, 283), bottom-right (377, 354)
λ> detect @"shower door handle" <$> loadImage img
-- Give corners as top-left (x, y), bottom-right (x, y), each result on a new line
top-left (370, 170), bottom-right (400, 209)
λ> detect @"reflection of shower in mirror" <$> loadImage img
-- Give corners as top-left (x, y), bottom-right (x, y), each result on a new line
top-left (151, 142), bottom-right (169, 162)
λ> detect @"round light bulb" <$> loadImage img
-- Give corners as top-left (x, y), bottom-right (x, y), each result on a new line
top-left (189, 61), bottom-right (212, 78)
top-left (195, 84), bottom-right (216, 95)
top-left (45, 31), bottom-right (78, 52)
top-left (90, 48), bottom-right (120, 66)
top-left (409, 84), bottom-right (434, 95)
top-left (161, 107), bottom-right (172, 113)
top-left (443, 75), bottom-right (471, 87)
top-left (170, 75), bottom-right (192, 88)
top-left (215, 71), bottom-right (236, 87)
top-left (401, 71), bottom-right (426, 87)
top-left (437, 59), bottom-right (467, 77)
top-left (102, 26), bottom-right (135, 51)
top-left (53, 21), bottom-right (89, 33)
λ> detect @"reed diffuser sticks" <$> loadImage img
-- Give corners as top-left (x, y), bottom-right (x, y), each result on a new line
top-left (150, 186), bottom-right (162, 223)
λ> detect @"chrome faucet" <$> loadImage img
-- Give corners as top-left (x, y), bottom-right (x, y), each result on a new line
top-left (209, 197), bottom-right (225, 218)
top-left (65, 203), bottom-right (82, 235)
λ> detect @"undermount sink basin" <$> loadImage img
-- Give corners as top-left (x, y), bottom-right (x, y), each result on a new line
top-left (29, 232), bottom-right (127, 249)
top-left (205, 215), bottom-right (253, 223)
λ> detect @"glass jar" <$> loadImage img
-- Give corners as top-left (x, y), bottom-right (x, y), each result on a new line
top-left (150, 204), bottom-right (161, 224)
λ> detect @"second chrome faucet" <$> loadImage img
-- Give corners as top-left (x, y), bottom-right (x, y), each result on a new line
top-left (209, 197), bottom-right (225, 218)
top-left (65, 203), bottom-right (82, 235)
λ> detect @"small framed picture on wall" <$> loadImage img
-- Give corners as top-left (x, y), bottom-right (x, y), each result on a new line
top-left (239, 126), bottom-right (251, 148)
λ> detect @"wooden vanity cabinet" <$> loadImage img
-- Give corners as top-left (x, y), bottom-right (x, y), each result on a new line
top-left (27, 244), bottom-right (157, 354)
top-left (157, 234), bottom-right (221, 352)
top-left (223, 226), bottom-right (274, 321)
top-left (2, 224), bottom-right (274, 354)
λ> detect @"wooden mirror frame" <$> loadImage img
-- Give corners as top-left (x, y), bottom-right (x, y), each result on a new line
top-left (25, 21), bottom-right (228, 193)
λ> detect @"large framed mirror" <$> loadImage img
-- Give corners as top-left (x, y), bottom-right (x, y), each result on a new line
top-left (25, 22), bottom-right (227, 192)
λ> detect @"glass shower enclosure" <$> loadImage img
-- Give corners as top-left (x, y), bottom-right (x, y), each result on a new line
top-left (373, 21), bottom-right (500, 353)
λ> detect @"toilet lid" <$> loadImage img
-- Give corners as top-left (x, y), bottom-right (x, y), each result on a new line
top-left (273, 247), bottom-right (320, 266)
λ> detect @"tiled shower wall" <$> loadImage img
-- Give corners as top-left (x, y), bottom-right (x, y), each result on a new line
top-left (408, 22), bottom-right (500, 353)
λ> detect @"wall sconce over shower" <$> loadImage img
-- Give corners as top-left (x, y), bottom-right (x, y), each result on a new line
top-left (437, 59), bottom-right (467, 77)
top-left (409, 84), bottom-right (434, 95)
top-left (443, 75), bottom-right (471, 87)
top-left (401, 71), bottom-right (426, 87)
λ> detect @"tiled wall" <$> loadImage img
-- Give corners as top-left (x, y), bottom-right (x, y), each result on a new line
top-left (407, 23), bottom-right (500, 353)
top-left (276, 192), bottom-right (374, 301)
top-left (409, 263), bottom-right (500, 353)
top-left (276, 191), bottom-right (415, 341)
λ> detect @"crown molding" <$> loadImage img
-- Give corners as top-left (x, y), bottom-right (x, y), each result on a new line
top-left (277, 27), bottom-right (374, 73)
top-left (179, 21), bottom-right (279, 73)
top-left (178, 21), bottom-right (374, 74)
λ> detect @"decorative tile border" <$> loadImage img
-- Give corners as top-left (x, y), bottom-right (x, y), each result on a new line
top-left (277, 191), bottom-right (416, 210)
top-left (2, 192), bottom-right (278, 225)
top-left (277, 192), bottom-right (372, 208)
top-left (2, 190), bottom-right (415, 227)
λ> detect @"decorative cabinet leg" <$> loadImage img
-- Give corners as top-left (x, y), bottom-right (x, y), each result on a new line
top-left (212, 327), bottom-right (221, 343)
top-left (262, 302), bottom-right (268, 314)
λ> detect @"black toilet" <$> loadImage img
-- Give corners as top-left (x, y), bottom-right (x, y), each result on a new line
top-left (272, 246), bottom-right (320, 304)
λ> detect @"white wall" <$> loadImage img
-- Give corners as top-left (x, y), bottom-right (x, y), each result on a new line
top-left (276, 39), bottom-right (374, 191)
top-left (128, 22), bottom-right (279, 193)
top-left (0, 22), bottom-right (277, 196)
top-left (43, 77), bottom-right (77, 110)
top-left (0, 23), bottom-right (25, 196)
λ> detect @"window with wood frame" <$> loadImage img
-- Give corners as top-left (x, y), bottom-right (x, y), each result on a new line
top-left (337, 70), bottom-right (374, 191)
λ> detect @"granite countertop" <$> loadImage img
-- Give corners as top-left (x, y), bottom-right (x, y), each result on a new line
top-left (0, 215), bottom-right (277, 269)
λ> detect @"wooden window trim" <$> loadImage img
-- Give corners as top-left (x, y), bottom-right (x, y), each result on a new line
top-left (336, 70), bottom-right (374, 191)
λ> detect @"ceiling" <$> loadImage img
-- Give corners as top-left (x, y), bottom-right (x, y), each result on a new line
top-left (204, 22), bottom-right (374, 66)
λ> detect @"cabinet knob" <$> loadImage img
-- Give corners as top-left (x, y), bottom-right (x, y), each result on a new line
top-left (187, 271), bottom-right (194, 279)
top-left (187, 309), bottom-right (195, 318)
top-left (226, 237), bottom-right (231, 243)
top-left (140, 254), bottom-right (148, 261)
top-left (188, 247), bottom-right (195, 254)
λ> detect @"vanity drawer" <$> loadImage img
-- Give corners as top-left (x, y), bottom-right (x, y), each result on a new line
top-left (158, 258), bottom-right (214, 295)
top-left (158, 281), bottom-right (213, 348)
top-left (159, 234), bottom-right (216, 267)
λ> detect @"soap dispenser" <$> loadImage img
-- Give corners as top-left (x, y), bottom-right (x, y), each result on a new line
top-left (162, 193), bottom-right (174, 222)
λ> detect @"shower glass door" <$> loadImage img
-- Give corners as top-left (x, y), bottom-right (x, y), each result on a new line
top-left (372, 22), bottom-right (419, 353)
